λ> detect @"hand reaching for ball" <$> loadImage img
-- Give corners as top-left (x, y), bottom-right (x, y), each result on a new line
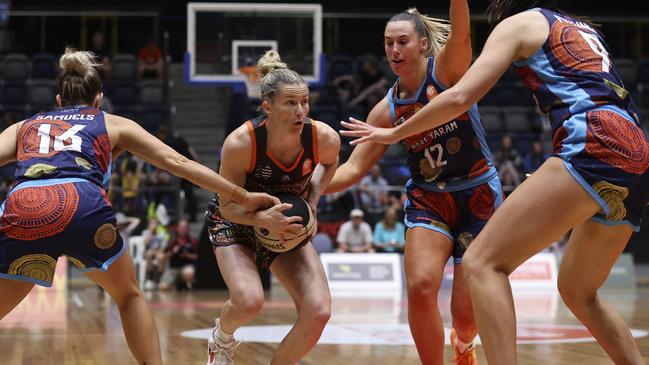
top-left (254, 203), bottom-right (304, 241)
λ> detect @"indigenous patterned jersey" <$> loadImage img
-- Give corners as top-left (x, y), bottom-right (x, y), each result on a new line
top-left (387, 58), bottom-right (496, 192)
top-left (244, 116), bottom-right (319, 197)
top-left (13, 106), bottom-right (112, 190)
top-left (513, 8), bottom-right (641, 131)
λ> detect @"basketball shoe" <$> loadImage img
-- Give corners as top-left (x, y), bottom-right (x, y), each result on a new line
top-left (206, 319), bottom-right (241, 365)
top-left (450, 328), bottom-right (478, 365)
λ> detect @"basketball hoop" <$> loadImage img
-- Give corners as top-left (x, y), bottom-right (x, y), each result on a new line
top-left (239, 66), bottom-right (262, 100)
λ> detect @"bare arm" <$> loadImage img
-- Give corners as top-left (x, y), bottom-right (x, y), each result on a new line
top-left (107, 114), bottom-right (277, 210)
top-left (306, 121), bottom-right (341, 209)
top-left (341, 15), bottom-right (533, 145)
top-left (0, 122), bottom-right (22, 167)
top-left (435, 0), bottom-right (472, 87)
top-left (325, 97), bottom-right (392, 194)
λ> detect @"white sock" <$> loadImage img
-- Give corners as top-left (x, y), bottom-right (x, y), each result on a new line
top-left (215, 321), bottom-right (233, 343)
top-left (455, 335), bottom-right (474, 353)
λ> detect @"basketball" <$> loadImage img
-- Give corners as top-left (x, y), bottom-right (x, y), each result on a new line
top-left (253, 193), bottom-right (315, 253)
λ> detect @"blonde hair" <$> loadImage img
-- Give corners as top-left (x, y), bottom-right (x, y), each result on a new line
top-left (57, 47), bottom-right (102, 106)
top-left (389, 7), bottom-right (450, 57)
top-left (256, 50), bottom-right (305, 101)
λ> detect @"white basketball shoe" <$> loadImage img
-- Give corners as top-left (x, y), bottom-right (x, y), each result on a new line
top-left (206, 319), bottom-right (241, 365)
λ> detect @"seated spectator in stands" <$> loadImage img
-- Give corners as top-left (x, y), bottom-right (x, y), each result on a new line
top-left (372, 207), bottom-right (405, 253)
top-left (120, 153), bottom-right (142, 214)
top-left (358, 164), bottom-right (389, 225)
top-left (143, 216), bottom-right (170, 290)
top-left (159, 219), bottom-right (198, 290)
top-left (137, 37), bottom-right (164, 79)
top-left (157, 126), bottom-right (199, 220)
top-left (523, 141), bottom-right (550, 175)
top-left (493, 134), bottom-right (523, 188)
top-left (336, 209), bottom-right (374, 253)
top-left (348, 54), bottom-right (390, 111)
top-left (115, 212), bottom-right (141, 244)
top-left (89, 31), bottom-right (112, 81)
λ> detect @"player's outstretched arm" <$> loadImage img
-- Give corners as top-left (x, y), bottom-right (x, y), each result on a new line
top-left (107, 114), bottom-right (277, 211)
top-left (325, 97), bottom-right (392, 194)
top-left (0, 122), bottom-right (22, 167)
top-left (435, 0), bottom-right (472, 87)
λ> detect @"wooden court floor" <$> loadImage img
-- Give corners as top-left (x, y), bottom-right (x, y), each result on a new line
top-left (1, 284), bottom-right (648, 364)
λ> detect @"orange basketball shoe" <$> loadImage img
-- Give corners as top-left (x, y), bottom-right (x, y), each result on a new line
top-left (450, 328), bottom-right (478, 365)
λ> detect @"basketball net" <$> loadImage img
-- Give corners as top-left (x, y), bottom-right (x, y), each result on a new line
top-left (239, 66), bottom-right (262, 100)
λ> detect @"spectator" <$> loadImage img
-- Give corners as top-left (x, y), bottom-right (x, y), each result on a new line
top-left (157, 126), bottom-right (199, 221)
top-left (137, 36), bottom-right (164, 79)
top-left (523, 141), bottom-right (550, 175)
top-left (120, 154), bottom-right (142, 214)
top-left (492, 134), bottom-right (523, 188)
top-left (142, 217), bottom-right (169, 290)
top-left (115, 212), bottom-right (141, 244)
top-left (348, 54), bottom-right (390, 111)
top-left (372, 207), bottom-right (405, 253)
top-left (358, 164), bottom-right (389, 224)
top-left (336, 209), bottom-right (374, 253)
top-left (159, 219), bottom-right (198, 290)
top-left (89, 31), bottom-right (112, 81)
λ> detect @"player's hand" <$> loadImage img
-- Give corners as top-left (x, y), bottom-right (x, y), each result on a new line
top-left (240, 192), bottom-right (281, 212)
top-left (340, 117), bottom-right (399, 145)
top-left (254, 203), bottom-right (304, 240)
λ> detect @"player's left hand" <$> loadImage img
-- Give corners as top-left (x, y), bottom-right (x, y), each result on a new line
top-left (340, 117), bottom-right (399, 145)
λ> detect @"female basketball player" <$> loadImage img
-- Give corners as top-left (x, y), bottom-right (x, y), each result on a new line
top-left (0, 48), bottom-right (287, 365)
top-left (341, 1), bottom-right (649, 363)
top-left (327, 2), bottom-right (500, 364)
top-left (204, 50), bottom-right (340, 365)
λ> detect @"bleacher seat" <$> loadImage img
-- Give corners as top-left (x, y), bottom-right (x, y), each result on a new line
top-left (29, 80), bottom-right (57, 113)
top-left (478, 106), bottom-right (503, 132)
top-left (113, 106), bottom-right (140, 122)
top-left (502, 106), bottom-right (532, 131)
top-left (112, 54), bottom-right (137, 81)
top-left (31, 53), bottom-right (57, 79)
top-left (636, 61), bottom-right (649, 84)
top-left (111, 81), bottom-right (138, 106)
top-left (3, 82), bottom-right (28, 107)
top-left (140, 106), bottom-right (167, 134)
top-left (138, 80), bottom-right (165, 105)
top-left (615, 58), bottom-right (637, 89)
top-left (2, 53), bottom-right (29, 82)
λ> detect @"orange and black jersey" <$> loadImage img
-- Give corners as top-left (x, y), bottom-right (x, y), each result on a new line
top-left (243, 116), bottom-right (319, 197)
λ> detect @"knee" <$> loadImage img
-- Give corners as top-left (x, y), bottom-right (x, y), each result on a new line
top-left (113, 285), bottom-right (144, 310)
top-left (407, 273), bottom-right (442, 302)
top-left (232, 291), bottom-right (264, 318)
top-left (301, 300), bottom-right (331, 333)
top-left (461, 247), bottom-right (489, 282)
top-left (558, 275), bottom-right (596, 308)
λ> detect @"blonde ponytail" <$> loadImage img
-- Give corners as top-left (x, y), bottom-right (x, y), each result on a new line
top-left (256, 50), bottom-right (305, 102)
top-left (57, 47), bottom-right (103, 107)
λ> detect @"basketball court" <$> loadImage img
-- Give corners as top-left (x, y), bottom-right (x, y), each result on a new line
top-left (1, 281), bottom-right (648, 364)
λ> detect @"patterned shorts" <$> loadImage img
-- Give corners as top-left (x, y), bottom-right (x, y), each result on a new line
top-left (555, 106), bottom-right (649, 230)
top-left (205, 197), bottom-right (307, 269)
top-left (0, 178), bottom-right (124, 287)
top-left (404, 175), bottom-right (504, 263)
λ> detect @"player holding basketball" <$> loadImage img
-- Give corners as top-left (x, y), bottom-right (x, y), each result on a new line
top-left (341, 1), bottom-right (649, 363)
top-left (204, 50), bottom-right (340, 365)
top-left (0, 48), bottom-right (285, 365)
top-left (327, 2), bottom-right (500, 364)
